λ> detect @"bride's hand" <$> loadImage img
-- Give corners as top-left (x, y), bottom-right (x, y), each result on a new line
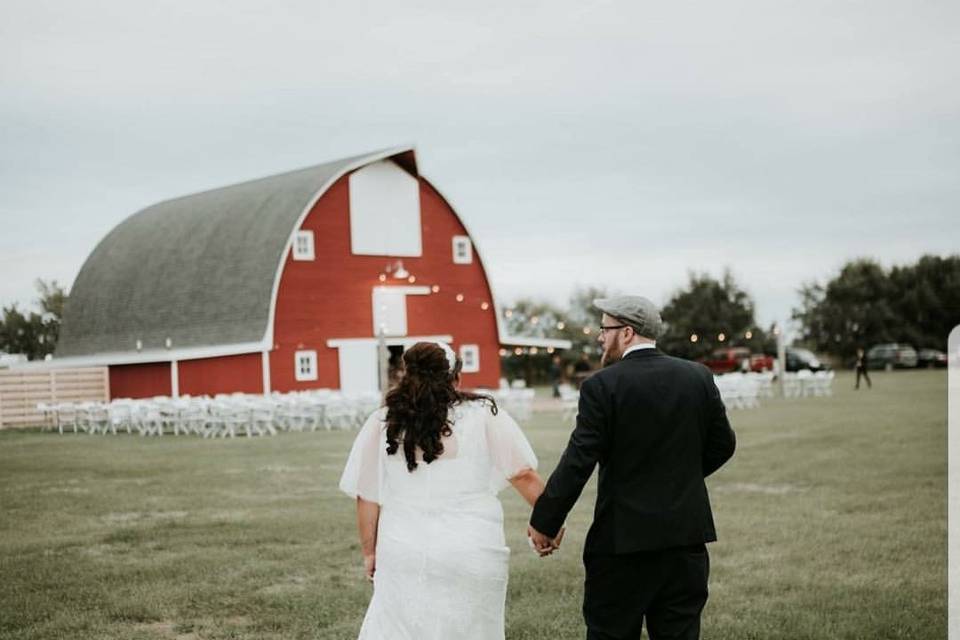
top-left (363, 554), bottom-right (376, 581)
top-left (540, 527), bottom-right (565, 556)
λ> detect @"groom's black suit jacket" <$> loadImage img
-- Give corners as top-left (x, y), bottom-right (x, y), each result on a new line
top-left (531, 348), bottom-right (736, 555)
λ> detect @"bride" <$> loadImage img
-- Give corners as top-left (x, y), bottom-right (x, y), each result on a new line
top-left (339, 341), bottom-right (550, 639)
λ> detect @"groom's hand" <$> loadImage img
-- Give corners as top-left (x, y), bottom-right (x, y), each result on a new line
top-left (527, 524), bottom-right (563, 557)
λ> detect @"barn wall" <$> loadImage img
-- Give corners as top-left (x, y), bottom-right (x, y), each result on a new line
top-left (109, 362), bottom-right (171, 399)
top-left (271, 173), bottom-right (501, 392)
top-left (178, 353), bottom-right (263, 396)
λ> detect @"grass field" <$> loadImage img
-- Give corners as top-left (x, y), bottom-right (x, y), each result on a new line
top-left (0, 370), bottom-right (947, 639)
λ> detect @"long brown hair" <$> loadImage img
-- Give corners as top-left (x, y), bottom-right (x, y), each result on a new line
top-left (385, 342), bottom-right (497, 472)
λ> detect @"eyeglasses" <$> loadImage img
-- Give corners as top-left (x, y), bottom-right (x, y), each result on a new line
top-left (598, 324), bottom-right (627, 334)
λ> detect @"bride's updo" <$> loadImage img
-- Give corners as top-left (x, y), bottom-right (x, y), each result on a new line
top-left (385, 342), bottom-right (497, 472)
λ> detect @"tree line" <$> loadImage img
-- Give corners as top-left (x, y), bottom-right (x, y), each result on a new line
top-left (792, 255), bottom-right (959, 361)
top-left (2, 255), bottom-right (957, 369)
top-left (503, 254), bottom-right (958, 381)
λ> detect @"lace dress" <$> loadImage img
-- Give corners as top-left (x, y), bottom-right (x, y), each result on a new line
top-left (339, 400), bottom-right (538, 640)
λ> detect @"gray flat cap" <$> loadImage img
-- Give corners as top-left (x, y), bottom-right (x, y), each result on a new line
top-left (594, 296), bottom-right (663, 339)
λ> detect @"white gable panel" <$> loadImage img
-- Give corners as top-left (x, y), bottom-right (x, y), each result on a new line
top-left (349, 160), bottom-right (422, 256)
top-left (337, 342), bottom-right (379, 393)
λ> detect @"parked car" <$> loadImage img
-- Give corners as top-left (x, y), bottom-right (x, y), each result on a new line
top-left (784, 347), bottom-right (828, 372)
top-left (917, 348), bottom-right (947, 368)
top-left (866, 343), bottom-right (918, 370)
top-left (700, 347), bottom-right (775, 374)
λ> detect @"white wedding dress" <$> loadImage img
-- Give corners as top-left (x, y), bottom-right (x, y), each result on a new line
top-left (339, 400), bottom-right (538, 640)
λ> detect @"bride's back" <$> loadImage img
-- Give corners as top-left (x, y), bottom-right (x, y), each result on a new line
top-left (381, 401), bottom-right (499, 507)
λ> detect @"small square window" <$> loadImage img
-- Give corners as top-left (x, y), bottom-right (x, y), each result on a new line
top-left (459, 344), bottom-right (480, 373)
top-left (295, 350), bottom-right (318, 381)
top-left (452, 235), bottom-right (472, 264)
top-left (293, 230), bottom-right (315, 261)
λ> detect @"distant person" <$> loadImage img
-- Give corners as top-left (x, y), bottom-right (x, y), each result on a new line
top-left (855, 347), bottom-right (871, 390)
top-left (529, 295), bottom-right (736, 640)
top-left (550, 354), bottom-right (563, 398)
top-left (573, 352), bottom-right (593, 388)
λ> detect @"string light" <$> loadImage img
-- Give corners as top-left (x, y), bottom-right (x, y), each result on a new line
top-left (530, 316), bottom-right (539, 325)
top-left (556, 321), bottom-right (565, 330)
top-left (745, 330), bottom-right (753, 339)
top-left (378, 274), bottom-right (387, 282)
top-left (481, 302), bottom-right (490, 310)
top-left (514, 347), bottom-right (523, 356)
top-left (718, 333), bottom-right (726, 342)
top-left (431, 285), bottom-right (440, 293)
top-left (456, 294), bottom-right (464, 302)
top-left (690, 334), bottom-right (699, 343)
top-left (547, 347), bottom-right (555, 354)
top-left (505, 309), bottom-right (513, 318)
top-left (498, 348), bottom-right (508, 357)
top-left (530, 347), bottom-right (539, 355)
top-left (408, 275), bottom-right (416, 284)
top-left (583, 327), bottom-right (592, 335)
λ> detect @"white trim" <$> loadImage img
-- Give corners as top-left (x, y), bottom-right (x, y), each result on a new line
top-left (293, 230), bottom-right (315, 260)
top-left (294, 350), bottom-right (318, 382)
top-left (499, 336), bottom-right (573, 349)
top-left (327, 334), bottom-right (453, 348)
top-left (261, 351), bottom-right (271, 394)
top-left (459, 344), bottom-right (480, 373)
top-left (12, 341), bottom-right (267, 370)
top-left (171, 360), bottom-right (180, 398)
top-left (262, 145), bottom-right (417, 351)
top-left (373, 285), bottom-right (430, 296)
top-left (452, 235), bottom-right (473, 264)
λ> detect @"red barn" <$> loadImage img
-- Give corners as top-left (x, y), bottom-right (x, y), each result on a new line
top-left (52, 147), bottom-right (566, 399)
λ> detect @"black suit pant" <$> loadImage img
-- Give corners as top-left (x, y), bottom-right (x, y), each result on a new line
top-left (583, 544), bottom-right (709, 640)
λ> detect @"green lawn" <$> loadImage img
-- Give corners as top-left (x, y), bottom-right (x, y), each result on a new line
top-left (0, 370), bottom-right (947, 639)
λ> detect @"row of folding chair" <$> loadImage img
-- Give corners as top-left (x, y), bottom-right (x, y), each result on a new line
top-left (714, 373), bottom-right (761, 410)
top-left (782, 370), bottom-right (835, 398)
top-left (38, 389), bottom-right (384, 437)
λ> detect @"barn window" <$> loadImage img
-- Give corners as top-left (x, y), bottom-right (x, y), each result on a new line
top-left (293, 230), bottom-right (315, 261)
top-left (459, 344), bottom-right (480, 373)
top-left (452, 236), bottom-right (472, 264)
top-left (295, 350), bottom-right (318, 381)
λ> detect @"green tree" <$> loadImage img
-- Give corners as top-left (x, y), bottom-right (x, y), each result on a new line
top-left (499, 287), bottom-right (611, 382)
top-left (659, 270), bottom-right (760, 360)
top-left (0, 279), bottom-right (67, 360)
top-left (792, 255), bottom-right (959, 360)
top-left (889, 255), bottom-right (960, 349)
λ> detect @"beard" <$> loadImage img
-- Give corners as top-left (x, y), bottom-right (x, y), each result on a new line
top-left (600, 341), bottom-right (623, 368)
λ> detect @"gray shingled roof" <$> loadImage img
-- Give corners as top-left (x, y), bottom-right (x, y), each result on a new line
top-left (56, 147), bottom-right (415, 358)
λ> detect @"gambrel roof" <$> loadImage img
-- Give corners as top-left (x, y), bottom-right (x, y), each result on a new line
top-left (56, 147), bottom-right (418, 359)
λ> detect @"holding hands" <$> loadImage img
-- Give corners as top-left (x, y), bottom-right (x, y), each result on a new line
top-left (527, 524), bottom-right (564, 557)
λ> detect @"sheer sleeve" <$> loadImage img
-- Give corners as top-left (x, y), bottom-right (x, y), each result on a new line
top-left (484, 406), bottom-right (538, 494)
top-left (339, 408), bottom-right (387, 504)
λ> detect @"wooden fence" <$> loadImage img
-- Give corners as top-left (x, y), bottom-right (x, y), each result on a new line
top-left (0, 368), bottom-right (109, 429)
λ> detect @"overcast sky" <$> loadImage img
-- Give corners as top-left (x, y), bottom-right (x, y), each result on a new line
top-left (2, 0), bottom-right (958, 333)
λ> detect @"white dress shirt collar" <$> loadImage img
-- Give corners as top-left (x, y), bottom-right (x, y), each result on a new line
top-left (622, 342), bottom-right (657, 359)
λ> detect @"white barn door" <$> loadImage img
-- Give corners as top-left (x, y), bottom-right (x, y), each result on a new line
top-left (337, 342), bottom-right (379, 394)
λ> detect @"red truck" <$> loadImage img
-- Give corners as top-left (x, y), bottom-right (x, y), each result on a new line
top-left (699, 347), bottom-right (775, 374)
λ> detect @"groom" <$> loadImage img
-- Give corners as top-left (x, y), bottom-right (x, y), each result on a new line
top-left (529, 295), bottom-right (736, 640)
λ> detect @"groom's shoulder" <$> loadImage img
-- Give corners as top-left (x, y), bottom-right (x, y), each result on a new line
top-left (659, 353), bottom-right (714, 382)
